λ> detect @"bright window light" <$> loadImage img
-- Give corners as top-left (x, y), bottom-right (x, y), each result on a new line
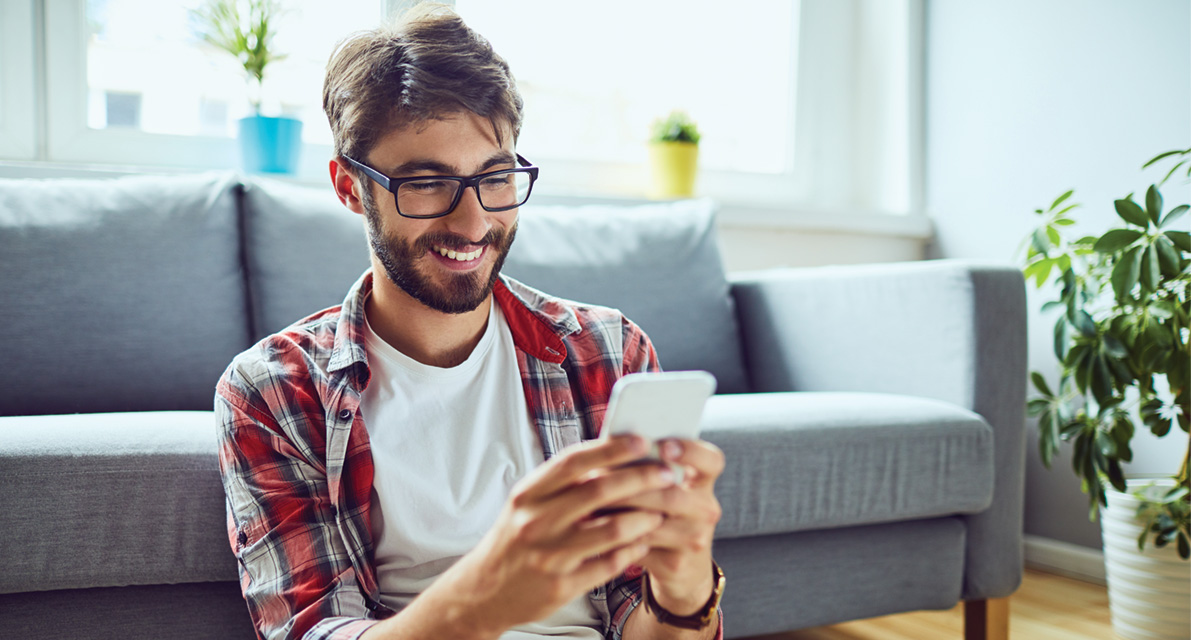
top-left (83, 0), bottom-right (382, 144)
top-left (455, 0), bottom-right (799, 175)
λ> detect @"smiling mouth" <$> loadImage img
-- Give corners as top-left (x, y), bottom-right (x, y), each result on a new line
top-left (432, 245), bottom-right (484, 262)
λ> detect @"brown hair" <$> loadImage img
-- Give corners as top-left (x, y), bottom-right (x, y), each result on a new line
top-left (322, 4), bottom-right (523, 165)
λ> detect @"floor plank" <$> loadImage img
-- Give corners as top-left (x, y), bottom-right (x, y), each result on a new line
top-left (739, 568), bottom-right (1114, 640)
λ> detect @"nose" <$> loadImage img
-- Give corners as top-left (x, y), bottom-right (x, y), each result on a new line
top-left (443, 183), bottom-right (493, 242)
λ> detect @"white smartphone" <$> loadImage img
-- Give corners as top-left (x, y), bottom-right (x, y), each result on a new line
top-left (599, 371), bottom-right (717, 483)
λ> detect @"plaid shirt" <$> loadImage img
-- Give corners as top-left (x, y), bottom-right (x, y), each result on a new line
top-left (216, 271), bottom-right (722, 640)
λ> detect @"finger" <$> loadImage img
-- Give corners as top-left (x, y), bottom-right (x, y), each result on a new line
top-left (636, 516), bottom-right (714, 554)
top-left (658, 439), bottom-right (725, 488)
top-left (607, 486), bottom-right (697, 518)
top-left (543, 462), bottom-right (678, 530)
top-left (517, 435), bottom-right (651, 500)
top-left (558, 510), bottom-right (665, 564)
top-left (572, 540), bottom-right (651, 593)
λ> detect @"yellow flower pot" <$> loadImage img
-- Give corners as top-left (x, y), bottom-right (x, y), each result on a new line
top-left (648, 141), bottom-right (699, 199)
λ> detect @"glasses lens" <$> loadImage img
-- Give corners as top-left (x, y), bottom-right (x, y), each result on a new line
top-left (396, 178), bottom-right (463, 217)
top-left (476, 170), bottom-right (533, 210)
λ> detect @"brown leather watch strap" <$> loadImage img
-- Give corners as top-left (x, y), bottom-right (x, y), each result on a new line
top-left (642, 560), bottom-right (726, 630)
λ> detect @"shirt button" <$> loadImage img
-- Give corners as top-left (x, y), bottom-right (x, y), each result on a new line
top-left (338, 409), bottom-right (353, 422)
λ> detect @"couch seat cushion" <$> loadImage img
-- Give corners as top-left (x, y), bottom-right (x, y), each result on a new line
top-left (0, 412), bottom-right (232, 594)
top-left (704, 392), bottom-right (994, 539)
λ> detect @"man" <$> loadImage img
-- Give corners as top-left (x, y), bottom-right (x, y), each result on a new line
top-left (215, 6), bottom-right (725, 640)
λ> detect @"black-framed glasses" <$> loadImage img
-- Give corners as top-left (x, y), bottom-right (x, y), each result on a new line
top-left (344, 153), bottom-right (539, 219)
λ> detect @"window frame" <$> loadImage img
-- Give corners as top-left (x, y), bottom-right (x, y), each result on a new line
top-left (0, 0), bottom-right (39, 160)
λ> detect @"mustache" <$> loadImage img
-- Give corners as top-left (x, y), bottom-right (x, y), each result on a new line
top-left (416, 228), bottom-right (504, 252)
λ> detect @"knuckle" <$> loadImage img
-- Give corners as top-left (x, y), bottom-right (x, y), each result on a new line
top-left (706, 500), bottom-right (723, 524)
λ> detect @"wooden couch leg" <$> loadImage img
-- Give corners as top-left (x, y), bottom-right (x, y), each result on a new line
top-left (964, 598), bottom-right (1009, 640)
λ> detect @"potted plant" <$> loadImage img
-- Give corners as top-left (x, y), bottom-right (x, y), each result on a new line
top-left (192, 0), bottom-right (302, 174)
top-left (1021, 148), bottom-right (1189, 640)
top-left (647, 110), bottom-right (701, 199)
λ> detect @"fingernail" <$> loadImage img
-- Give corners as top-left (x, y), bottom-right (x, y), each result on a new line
top-left (662, 440), bottom-right (683, 460)
top-left (658, 466), bottom-right (675, 485)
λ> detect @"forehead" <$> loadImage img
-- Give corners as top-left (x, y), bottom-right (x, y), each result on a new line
top-left (368, 112), bottom-right (513, 171)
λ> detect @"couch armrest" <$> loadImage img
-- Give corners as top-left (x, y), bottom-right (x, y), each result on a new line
top-left (729, 259), bottom-right (1027, 599)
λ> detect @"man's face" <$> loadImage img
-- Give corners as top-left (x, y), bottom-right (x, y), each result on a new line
top-left (358, 112), bottom-right (519, 315)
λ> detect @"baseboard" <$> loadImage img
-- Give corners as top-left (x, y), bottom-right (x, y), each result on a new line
top-left (1023, 534), bottom-right (1107, 585)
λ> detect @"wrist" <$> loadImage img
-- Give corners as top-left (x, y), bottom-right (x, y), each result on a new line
top-left (649, 571), bottom-right (715, 616)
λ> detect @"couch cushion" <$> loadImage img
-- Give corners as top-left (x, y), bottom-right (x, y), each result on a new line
top-left (704, 392), bottom-right (995, 539)
top-left (0, 412), bottom-right (233, 593)
top-left (504, 200), bottom-right (749, 393)
top-left (239, 176), bottom-right (372, 339)
top-left (241, 180), bottom-right (750, 393)
top-left (0, 173), bottom-right (250, 415)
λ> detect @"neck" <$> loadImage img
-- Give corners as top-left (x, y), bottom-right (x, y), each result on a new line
top-left (365, 271), bottom-right (494, 369)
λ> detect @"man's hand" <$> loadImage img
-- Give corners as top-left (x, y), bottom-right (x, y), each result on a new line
top-left (390, 434), bottom-right (679, 638)
top-left (617, 438), bottom-right (726, 631)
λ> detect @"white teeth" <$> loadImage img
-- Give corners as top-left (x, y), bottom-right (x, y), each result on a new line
top-left (436, 246), bottom-right (482, 261)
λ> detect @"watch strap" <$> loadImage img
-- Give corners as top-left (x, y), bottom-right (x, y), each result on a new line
top-left (642, 560), bottom-right (725, 630)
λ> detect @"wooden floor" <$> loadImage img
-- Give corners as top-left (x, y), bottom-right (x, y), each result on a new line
top-left (740, 568), bottom-right (1114, 640)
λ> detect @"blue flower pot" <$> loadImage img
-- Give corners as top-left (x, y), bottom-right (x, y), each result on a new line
top-left (238, 115), bottom-right (303, 174)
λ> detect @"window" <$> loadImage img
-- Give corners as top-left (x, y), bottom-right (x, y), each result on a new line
top-left (41, 0), bottom-right (385, 172)
top-left (8, 0), bottom-right (923, 217)
top-left (454, 0), bottom-right (923, 213)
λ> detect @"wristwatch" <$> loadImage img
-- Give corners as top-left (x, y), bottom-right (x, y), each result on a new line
top-left (642, 560), bottom-right (726, 630)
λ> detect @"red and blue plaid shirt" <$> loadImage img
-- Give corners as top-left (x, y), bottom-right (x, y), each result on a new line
top-left (216, 271), bottom-right (719, 640)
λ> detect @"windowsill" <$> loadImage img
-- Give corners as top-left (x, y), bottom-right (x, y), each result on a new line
top-left (0, 159), bottom-right (933, 240)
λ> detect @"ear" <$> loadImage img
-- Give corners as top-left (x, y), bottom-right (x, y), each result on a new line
top-left (329, 157), bottom-right (367, 215)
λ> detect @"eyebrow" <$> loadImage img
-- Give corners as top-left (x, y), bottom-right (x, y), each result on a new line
top-left (386, 151), bottom-right (516, 178)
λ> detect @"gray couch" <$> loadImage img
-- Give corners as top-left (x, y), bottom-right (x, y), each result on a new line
top-left (0, 172), bottom-right (1026, 639)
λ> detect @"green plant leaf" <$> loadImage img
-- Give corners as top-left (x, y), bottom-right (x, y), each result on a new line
top-left (1031, 228), bottom-right (1051, 254)
top-left (1092, 355), bottom-right (1115, 403)
top-left (1093, 229), bottom-right (1143, 253)
top-left (1155, 235), bottom-right (1182, 276)
top-left (1031, 372), bottom-right (1054, 397)
top-left (1111, 246), bottom-right (1143, 301)
top-left (1054, 218), bottom-right (1076, 226)
top-left (1023, 257), bottom-right (1054, 288)
top-left (1145, 185), bottom-right (1164, 225)
top-left (1160, 160), bottom-right (1189, 186)
top-left (1072, 309), bottom-right (1097, 337)
top-left (1114, 197), bottom-right (1150, 227)
top-left (1140, 244), bottom-right (1161, 291)
top-left (1053, 316), bottom-right (1070, 359)
top-left (1142, 148), bottom-right (1191, 168)
top-left (1049, 190), bottom-right (1075, 212)
top-left (1102, 333), bottom-right (1129, 358)
top-left (1165, 230), bottom-right (1191, 252)
top-left (1046, 226), bottom-right (1062, 246)
top-left (1160, 204), bottom-right (1189, 228)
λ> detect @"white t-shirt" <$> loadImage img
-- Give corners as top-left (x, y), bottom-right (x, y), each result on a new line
top-left (360, 301), bottom-right (603, 639)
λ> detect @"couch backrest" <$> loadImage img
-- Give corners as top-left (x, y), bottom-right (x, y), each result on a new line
top-left (0, 172), bottom-right (750, 417)
top-left (0, 173), bottom-right (251, 415)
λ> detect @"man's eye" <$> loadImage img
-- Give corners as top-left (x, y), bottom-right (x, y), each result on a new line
top-left (479, 175), bottom-right (512, 189)
top-left (404, 180), bottom-right (450, 193)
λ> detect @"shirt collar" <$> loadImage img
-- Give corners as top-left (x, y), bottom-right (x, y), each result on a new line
top-left (327, 270), bottom-right (579, 374)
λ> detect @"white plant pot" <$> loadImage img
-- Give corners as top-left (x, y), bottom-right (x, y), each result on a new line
top-left (1101, 478), bottom-right (1190, 640)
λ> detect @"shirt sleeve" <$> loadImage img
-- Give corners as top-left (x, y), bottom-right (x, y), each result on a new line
top-left (215, 359), bottom-right (380, 640)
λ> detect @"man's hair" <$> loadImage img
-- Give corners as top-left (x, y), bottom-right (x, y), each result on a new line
top-left (322, 3), bottom-right (523, 165)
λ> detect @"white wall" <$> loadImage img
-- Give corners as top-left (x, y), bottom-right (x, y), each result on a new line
top-left (926, 0), bottom-right (1190, 549)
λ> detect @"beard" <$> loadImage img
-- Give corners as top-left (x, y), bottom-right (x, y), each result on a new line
top-left (362, 195), bottom-right (517, 315)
